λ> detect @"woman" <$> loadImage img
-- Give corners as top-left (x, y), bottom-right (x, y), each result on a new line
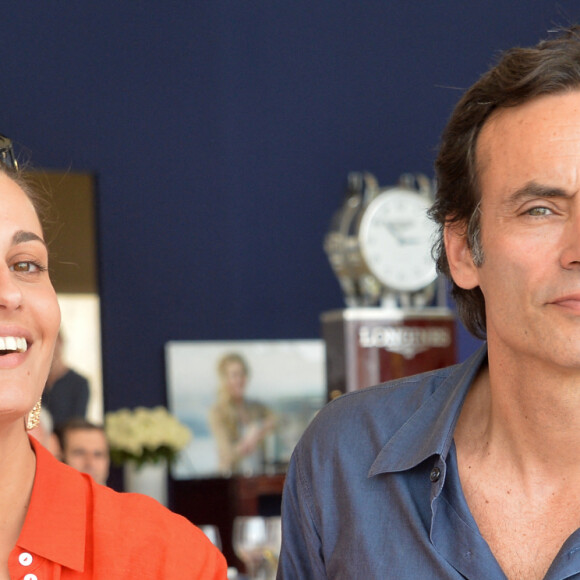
top-left (209, 353), bottom-right (276, 476)
top-left (0, 137), bottom-right (226, 578)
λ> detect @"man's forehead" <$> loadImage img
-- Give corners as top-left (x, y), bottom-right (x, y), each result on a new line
top-left (476, 91), bottom-right (580, 191)
top-left (67, 429), bottom-right (107, 445)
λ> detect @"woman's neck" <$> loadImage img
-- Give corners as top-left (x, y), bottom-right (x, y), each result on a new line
top-left (0, 428), bottom-right (36, 577)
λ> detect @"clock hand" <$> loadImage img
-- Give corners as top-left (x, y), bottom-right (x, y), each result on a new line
top-left (384, 222), bottom-right (421, 245)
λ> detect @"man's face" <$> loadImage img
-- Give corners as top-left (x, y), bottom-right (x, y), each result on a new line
top-left (63, 429), bottom-right (110, 485)
top-left (449, 90), bottom-right (580, 371)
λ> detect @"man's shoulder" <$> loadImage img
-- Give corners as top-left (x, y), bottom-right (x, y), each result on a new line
top-left (293, 362), bottom-right (464, 469)
top-left (320, 365), bottom-right (456, 426)
top-left (53, 368), bottom-right (89, 391)
top-left (63, 368), bottom-right (89, 385)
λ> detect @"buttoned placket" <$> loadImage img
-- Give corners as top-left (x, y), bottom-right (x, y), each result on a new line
top-left (16, 549), bottom-right (40, 580)
top-left (430, 445), bottom-right (509, 579)
top-left (429, 457), bottom-right (445, 504)
top-left (18, 552), bottom-right (38, 580)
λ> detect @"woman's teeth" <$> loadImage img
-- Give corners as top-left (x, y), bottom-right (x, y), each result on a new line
top-left (0, 337), bottom-right (27, 353)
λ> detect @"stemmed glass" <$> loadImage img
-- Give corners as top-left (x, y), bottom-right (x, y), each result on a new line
top-left (263, 517), bottom-right (282, 573)
top-left (233, 516), bottom-right (282, 579)
top-left (199, 524), bottom-right (222, 552)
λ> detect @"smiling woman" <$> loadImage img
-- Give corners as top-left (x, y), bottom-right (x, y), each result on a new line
top-left (0, 173), bottom-right (60, 429)
top-left (0, 136), bottom-right (226, 579)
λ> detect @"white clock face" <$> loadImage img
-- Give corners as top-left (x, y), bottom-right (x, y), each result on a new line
top-left (358, 188), bottom-right (438, 292)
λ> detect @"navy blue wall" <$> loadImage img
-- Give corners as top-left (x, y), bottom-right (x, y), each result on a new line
top-left (1, 2), bottom-right (578, 410)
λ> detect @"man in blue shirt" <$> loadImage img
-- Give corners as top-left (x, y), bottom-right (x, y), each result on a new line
top-left (278, 26), bottom-right (580, 580)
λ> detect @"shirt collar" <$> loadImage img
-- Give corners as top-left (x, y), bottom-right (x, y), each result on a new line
top-left (368, 344), bottom-right (488, 477)
top-left (17, 435), bottom-right (88, 571)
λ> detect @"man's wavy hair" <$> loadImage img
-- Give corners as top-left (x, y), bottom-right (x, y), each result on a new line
top-left (430, 26), bottom-right (580, 339)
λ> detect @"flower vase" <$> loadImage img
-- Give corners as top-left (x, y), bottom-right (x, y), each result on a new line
top-left (124, 461), bottom-right (168, 506)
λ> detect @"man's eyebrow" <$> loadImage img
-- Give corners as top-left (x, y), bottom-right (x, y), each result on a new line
top-left (506, 181), bottom-right (570, 206)
top-left (11, 230), bottom-right (46, 247)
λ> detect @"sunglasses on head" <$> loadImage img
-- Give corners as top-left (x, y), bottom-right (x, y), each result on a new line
top-left (0, 135), bottom-right (17, 170)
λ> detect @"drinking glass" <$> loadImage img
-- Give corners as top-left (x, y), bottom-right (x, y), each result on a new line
top-left (200, 524), bottom-right (222, 552)
top-left (233, 516), bottom-right (267, 578)
top-left (233, 516), bottom-right (282, 580)
top-left (263, 516), bottom-right (282, 574)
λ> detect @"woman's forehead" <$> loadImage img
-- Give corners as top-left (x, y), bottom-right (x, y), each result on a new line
top-left (0, 173), bottom-right (43, 234)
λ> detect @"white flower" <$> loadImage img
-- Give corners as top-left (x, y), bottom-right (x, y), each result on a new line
top-left (105, 406), bottom-right (192, 466)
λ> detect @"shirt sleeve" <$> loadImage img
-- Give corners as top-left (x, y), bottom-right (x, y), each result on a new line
top-left (277, 445), bottom-right (327, 579)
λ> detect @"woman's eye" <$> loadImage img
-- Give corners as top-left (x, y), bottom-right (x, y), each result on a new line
top-left (11, 261), bottom-right (45, 273)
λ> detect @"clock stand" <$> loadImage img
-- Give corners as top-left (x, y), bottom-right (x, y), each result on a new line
top-left (322, 172), bottom-right (457, 398)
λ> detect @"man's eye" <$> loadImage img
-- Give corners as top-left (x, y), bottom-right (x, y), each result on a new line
top-left (527, 206), bottom-right (553, 216)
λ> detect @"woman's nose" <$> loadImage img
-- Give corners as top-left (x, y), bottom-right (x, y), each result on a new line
top-left (0, 266), bottom-right (23, 310)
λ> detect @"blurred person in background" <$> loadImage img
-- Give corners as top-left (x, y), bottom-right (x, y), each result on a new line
top-left (209, 352), bottom-right (276, 475)
top-left (57, 418), bottom-right (110, 486)
top-left (42, 330), bottom-right (89, 428)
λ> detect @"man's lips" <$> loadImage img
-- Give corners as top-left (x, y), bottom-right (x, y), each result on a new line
top-left (549, 294), bottom-right (580, 310)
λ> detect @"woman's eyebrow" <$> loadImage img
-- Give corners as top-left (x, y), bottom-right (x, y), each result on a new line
top-left (11, 230), bottom-right (46, 247)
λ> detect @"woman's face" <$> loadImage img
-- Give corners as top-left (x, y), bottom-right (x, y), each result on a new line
top-left (224, 360), bottom-right (247, 401)
top-left (0, 173), bottom-right (60, 422)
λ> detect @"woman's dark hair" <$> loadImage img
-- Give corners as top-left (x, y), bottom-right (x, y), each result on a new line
top-left (430, 26), bottom-right (580, 338)
top-left (2, 167), bottom-right (51, 234)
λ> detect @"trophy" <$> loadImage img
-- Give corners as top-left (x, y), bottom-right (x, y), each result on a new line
top-left (322, 173), bottom-right (456, 399)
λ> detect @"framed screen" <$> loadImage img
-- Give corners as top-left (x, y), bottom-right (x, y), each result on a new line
top-left (165, 339), bottom-right (326, 479)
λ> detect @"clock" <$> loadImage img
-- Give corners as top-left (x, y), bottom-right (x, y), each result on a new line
top-left (357, 187), bottom-right (438, 293)
top-left (324, 172), bottom-right (383, 306)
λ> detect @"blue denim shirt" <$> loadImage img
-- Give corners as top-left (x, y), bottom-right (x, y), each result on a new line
top-left (277, 345), bottom-right (580, 579)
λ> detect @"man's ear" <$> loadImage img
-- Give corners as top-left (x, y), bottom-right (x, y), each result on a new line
top-left (444, 222), bottom-right (480, 290)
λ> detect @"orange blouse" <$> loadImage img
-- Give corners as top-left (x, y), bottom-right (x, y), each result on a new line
top-left (8, 437), bottom-right (227, 578)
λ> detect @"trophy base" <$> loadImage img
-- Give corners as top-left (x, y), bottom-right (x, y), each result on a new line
top-left (321, 307), bottom-right (457, 400)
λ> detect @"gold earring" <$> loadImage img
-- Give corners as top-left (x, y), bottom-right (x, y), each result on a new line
top-left (25, 400), bottom-right (42, 431)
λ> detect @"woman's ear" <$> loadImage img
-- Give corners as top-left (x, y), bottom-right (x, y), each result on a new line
top-left (444, 222), bottom-right (480, 290)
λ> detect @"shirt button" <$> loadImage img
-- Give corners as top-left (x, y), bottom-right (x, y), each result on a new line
top-left (430, 467), bottom-right (441, 482)
top-left (24, 575), bottom-right (38, 580)
top-left (19, 552), bottom-right (33, 566)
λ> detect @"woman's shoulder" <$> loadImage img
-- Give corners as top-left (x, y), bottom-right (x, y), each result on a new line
top-left (244, 399), bottom-right (271, 413)
top-left (93, 482), bottom-right (193, 532)
top-left (89, 482), bottom-right (227, 575)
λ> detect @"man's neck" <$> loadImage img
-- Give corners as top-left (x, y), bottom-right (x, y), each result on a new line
top-left (454, 355), bottom-right (580, 580)
top-left (456, 353), bottom-right (580, 478)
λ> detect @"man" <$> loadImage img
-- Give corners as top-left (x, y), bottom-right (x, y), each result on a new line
top-left (57, 418), bottom-right (110, 486)
top-left (278, 27), bottom-right (580, 580)
top-left (43, 331), bottom-right (90, 428)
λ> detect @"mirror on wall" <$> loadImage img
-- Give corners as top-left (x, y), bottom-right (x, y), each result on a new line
top-left (27, 171), bottom-right (103, 423)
